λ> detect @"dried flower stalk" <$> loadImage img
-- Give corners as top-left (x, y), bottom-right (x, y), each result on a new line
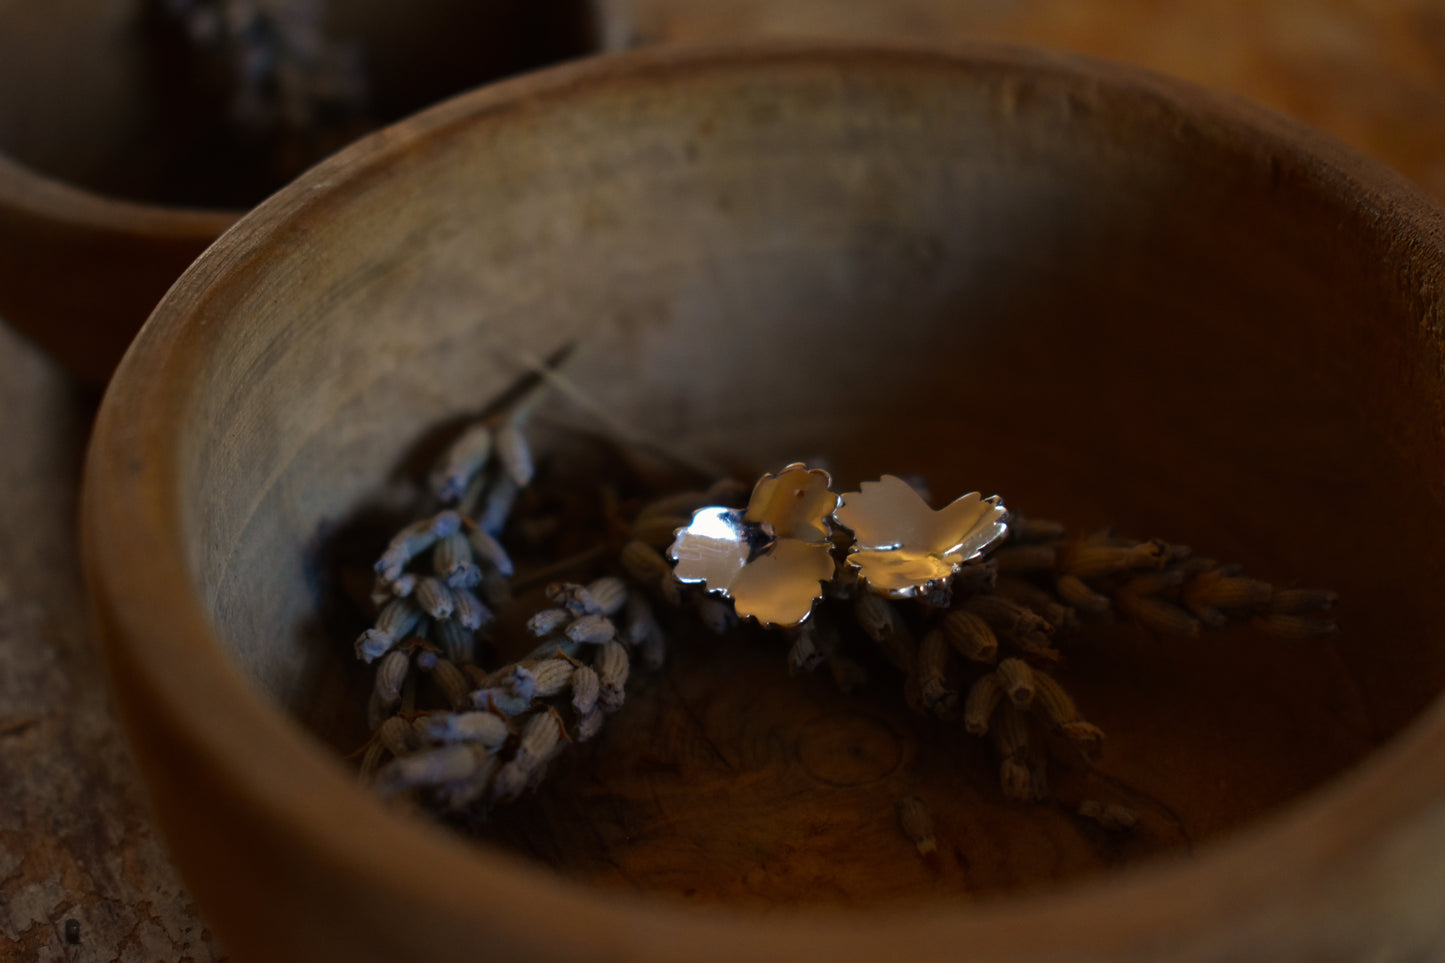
top-left (343, 378), bottom-right (1338, 832)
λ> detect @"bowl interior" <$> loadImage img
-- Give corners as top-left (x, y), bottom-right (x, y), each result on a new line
top-left (158, 48), bottom-right (1445, 903)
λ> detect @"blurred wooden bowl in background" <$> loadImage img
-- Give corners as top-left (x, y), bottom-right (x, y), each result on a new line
top-left (0, 0), bottom-right (612, 385)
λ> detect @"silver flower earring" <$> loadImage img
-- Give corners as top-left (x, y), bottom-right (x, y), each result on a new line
top-left (834, 475), bottom-right (1007, 600)
top-left (667, 464), bottom-right (1009, 627)
top-left (667, 463), bottom-right (839, 628)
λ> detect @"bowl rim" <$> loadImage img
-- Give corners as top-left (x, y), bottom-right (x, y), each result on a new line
top-left (0, 151), bottom-right (238, 385)
top-left (0, 150), bottom-right (236, 236)
top-left (82, 39), bottom-right (1445, 960)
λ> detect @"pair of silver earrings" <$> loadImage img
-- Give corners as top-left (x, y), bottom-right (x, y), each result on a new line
top-left (666, 463), bottom-right (1008, 628)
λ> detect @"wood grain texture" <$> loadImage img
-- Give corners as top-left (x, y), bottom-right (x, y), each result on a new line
top-left (0, 323), bottom-right (224, 961)
top-left (79, 43), bottom-right (1445, 962)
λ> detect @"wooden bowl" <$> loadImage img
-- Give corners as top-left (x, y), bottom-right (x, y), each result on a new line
top-left (82, 44), bottom-right (1445, 961)
top-left (0, 0), bottom-right (609, 385)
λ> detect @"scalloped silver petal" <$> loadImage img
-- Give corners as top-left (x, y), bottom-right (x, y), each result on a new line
top-left (667, 464), bottom-right (841, 629)
top-left (742, 462), bottom-right (840, 543)
top-left (834, 475), bottom-right (1008, 598)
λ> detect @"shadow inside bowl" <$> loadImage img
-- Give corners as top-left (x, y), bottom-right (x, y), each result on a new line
top-left (163, 49), bottom-right (1445, 906)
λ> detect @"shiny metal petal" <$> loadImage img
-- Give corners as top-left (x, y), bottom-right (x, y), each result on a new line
top-left (728, 538), bottom-right (836, 628)
top-left (668, 507), bottom-right (750, 592)
top-left (936, 494), bottom-right (1009, 561)
top-left (835, 475), bottom-right (1008, 558)
top-left (835, 475), bottom-right (1009, 597)
top-left (834, 474), bottom-right (932, 550)
top-left (742, 463), bottom-right (839, 544)
top-left (847, 549), bottom-right (961, 599)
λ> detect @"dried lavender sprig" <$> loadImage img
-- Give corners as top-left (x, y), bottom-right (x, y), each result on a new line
top-left (353, 407), bottom-right (547, 806)
top-left (355, 453), bottom-right (1341, 820)
top-left (710, 508), bottom-right (1337, 803)
top-left (895, 795), bottom-right (940, 863)
top-left (432, 423), bottom-right (493, 503)
top-left (366, 595), bottom-right (661, 814)
top-left (374, 512), bottom-right (461, 587)
top-left (1077, 799), bottom-right (1139, 831)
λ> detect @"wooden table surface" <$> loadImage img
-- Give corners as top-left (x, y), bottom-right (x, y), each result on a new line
top-left (0, 321), bottom-right (220, 961)
top-left (2, 2), bottom-right (1441, 960)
